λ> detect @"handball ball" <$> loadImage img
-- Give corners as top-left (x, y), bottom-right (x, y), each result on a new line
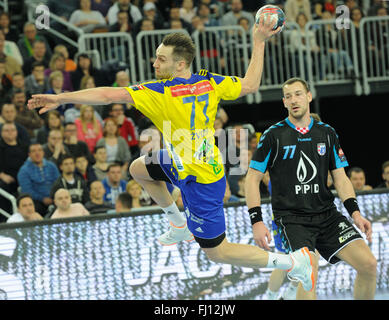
top-left (255, 5), bottom-right (286, 33)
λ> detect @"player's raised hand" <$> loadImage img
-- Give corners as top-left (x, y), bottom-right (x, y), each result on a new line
top-left (252, 221), bottom-right (272, 250)
top-left (28, 94), bottom-right (61, 114)
top-left (253, 14), bottom-right (281, 43)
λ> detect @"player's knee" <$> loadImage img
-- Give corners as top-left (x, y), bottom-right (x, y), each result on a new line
top-left (129, 158), bottom-right (146, 179)
top-left (202, 246), bottom-right (228, 264)
top-left (356, 255), bottom-right (377, 279)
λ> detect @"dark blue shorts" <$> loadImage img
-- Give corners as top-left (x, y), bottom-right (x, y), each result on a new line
top-left (154, 150), bottom-right (227, 240)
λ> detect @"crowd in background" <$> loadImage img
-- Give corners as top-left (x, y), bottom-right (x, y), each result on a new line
top-left (0, 0), bottom-right (388, 223)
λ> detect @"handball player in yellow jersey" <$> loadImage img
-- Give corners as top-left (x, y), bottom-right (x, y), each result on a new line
top-left (28, 14), bottom-right (315, 291)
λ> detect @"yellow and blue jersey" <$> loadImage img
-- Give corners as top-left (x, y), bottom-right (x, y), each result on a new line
top-left (125, 70), bottom-right (242, 184)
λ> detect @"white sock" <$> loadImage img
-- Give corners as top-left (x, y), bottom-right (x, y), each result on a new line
top-left (265, 288), bottom-right (279, 300)
top-left (162, 202), bottom-right (187, 227)
top-left (266, 252), bottom-right (293, 270)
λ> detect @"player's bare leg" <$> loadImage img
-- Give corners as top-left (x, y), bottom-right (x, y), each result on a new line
top-left (129, 156), bottom-right (174, 207)
top-left (129, 156), bottom-right (193, 244)
top-left (335, 239), bottom-right (377, 299)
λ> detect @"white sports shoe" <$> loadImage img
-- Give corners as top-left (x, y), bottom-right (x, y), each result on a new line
top-left (287, 247), bottom-right (315, 292)
top-left (281, 282), bottom-right (298, 300)
top-left (158, 223), bottom-right (194, 246)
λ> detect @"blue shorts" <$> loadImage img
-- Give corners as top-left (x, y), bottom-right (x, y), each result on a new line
top-left (157, 150), bottom-right (227, 240)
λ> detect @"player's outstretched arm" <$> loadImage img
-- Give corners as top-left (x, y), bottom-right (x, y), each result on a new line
top-left (238, 14), bottom-right (281, 98)
top-left (28, 87), bottom-right (133, 114)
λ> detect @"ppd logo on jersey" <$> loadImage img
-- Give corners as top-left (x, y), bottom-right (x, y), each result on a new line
top-left (295, 151), bottom-right (319, 195)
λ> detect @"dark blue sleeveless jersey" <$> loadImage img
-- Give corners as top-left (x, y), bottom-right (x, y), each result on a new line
top-left (250, 117), bottom-right (349, 214)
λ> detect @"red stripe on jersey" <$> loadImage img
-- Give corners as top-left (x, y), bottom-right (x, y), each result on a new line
top-left (170, 81), bottom-right (213, 97)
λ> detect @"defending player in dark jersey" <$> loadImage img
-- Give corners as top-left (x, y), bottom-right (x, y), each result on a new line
top-left (245, 77), bottom-right (376, 300)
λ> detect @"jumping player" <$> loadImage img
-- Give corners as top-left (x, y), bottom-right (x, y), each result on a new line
top-left (28, 16), bottom-right (315, 290)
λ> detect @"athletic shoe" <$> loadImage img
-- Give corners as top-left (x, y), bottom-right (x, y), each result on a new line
top-left (287, 247), bottom-right (315, 292)
top-left (281, 282), bottom-right (298, 300)
top-left (264, 289), bottom-right (279, 300)
top-left (158, 222), bottom-right (194, 246)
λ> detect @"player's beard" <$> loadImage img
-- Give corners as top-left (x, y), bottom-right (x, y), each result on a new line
top-left (155, 66), bottom-right (175, 80)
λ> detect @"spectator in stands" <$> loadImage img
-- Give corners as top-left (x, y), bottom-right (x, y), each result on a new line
top-left (51, 188), bottom-right (90, 219)
top-left (126, 179), bottom-right (144, 208)
top-left (17, 22), bottom-right (52, 63)
top-left (0, 58), bottom-right (12, 102)
top-left (221, 0), bottom-right (254, 29)
top-left (65, 102), bottom-right (104, 126)
top-left (109, 103), bottom-right (139, 155)
top-left (102, 163), bottom-right (127, 205)
top-left (91, 0), bottom-right (112, 17)
top-left (13, 89), bottom-right (44, 138)
top-left (164, 7), bottom-right (193, 33)
top-left (0, 102), bottom-right (30, 145)
top-left (93, 145), bottom-right (109, 181)
top-left (54, 45), bottom-right (77, 72)
top-left (107, 0), bottom-right (143, 26)
top-left (228, 148), bottom-right (252, 196)
top-left (313, 0), bottom-right (336, 20)
top-left (0, 123), bottom-right (28, 217)
top-left (47, 0), bottom-right (80, 22)
top-left (75, 104), bottom-right (103, 153)
top-left (0, 29), bottom-right (23, 66)
top-left (319, 10), bottom-right (356, 80)
top-left (339, 6), bottom-right (378, 77)
top-left (63, 121), bottom-right (95, 164)
top-left (10, 72), bottom-right (25, 94)
top-left (114, 192), bottom-right (133, 213)
top-left (43, 129), bottom-right (70, 164)
top-left (376, 160), bottom-right (389, 189)
top-left (17, 143), bottom-right (60, 216)
top-left (22, 40), bottom-right (50, 76)
top-left (96, 118), bottom-right (131, 173)
top-left (84, 180), bottom-right (114, 214)
top-left (142, 2), bottom-right (164, 29)
top-left (109, 10), bottom-right (132, 33)
top-left (50, 155), bottom-right (90, 204)
top-left (112, 70), bottom-right (130, 87)
top-left (36, 110), bottom-right (64, 145)
top-left (69, 0), bottom-right (107, 33)
top-left (44, 53), bottom-right (74, 92)
top-left (0, 30), bottom-right (22, 76)
top-left (45, 71), bottom-right (74, 116)
top-left (25, 62), bottom-right (51, 97)
top-left (7, 194), bottom-right (43, 223)
top-left (198, 2), bottom-right (220, 27)
top-left (0, 12), bottom-right (19, 43)
top-left (79, 74), bottom-right (106, 117)
top-left (75, 154), bottom-right (97, 187)
top-left (368, 0), bottom-right (385, 16)
top-left (284, 0), bottom-right (312, 22)
top-left (347, 167), bottom-right (373, 191)
top-left (180, 0), bottom-right (197, 23)
top-left (71, 53), bottom-right (102, 91)
top-left (345, 0), bottom-right (360, 12)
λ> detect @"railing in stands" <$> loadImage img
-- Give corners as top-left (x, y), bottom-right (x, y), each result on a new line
top-left (78, 32), bottom-right (137, 84)
top-left (26, 1), bottom-right (84, 48)
top-left (359, 15), bottom-right (389, 95)
top-left (0, 188), bottom-right (16, 219)
top-left (0, 0), bottom-right (8, 12)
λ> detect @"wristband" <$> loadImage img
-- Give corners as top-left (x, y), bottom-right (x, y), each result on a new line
top-left (343, 198), bottom-right (360, 217)
top-left (248, 206), bottom-right (263, 225)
